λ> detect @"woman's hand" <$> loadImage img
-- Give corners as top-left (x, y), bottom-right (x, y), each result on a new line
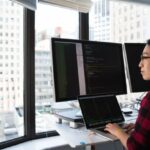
top-left (123, 123), bottom-right (135, 134)
top-left (104, 123), bottom-right (124, 138)
top-left (105, 123), bottom-right (129, 149)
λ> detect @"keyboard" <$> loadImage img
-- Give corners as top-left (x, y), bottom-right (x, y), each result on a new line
top-left (96, 128), bottom-right (109, 133)
top-left (96, 123), bottom-right (125, 133)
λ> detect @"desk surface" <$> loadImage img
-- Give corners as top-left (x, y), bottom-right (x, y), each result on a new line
top-left (54, 110), bottom-right (138, 148)
top-left (54, 121), bottom-right (111, 148)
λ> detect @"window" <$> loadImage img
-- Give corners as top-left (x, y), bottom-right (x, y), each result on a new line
top-left (0, 0), bottom-right (83, 148)
top-left (89, 0), bottom-right (150, 43)
top-left (0, 0), bottom-right (24, 143)
top-left (35, 3), bottom-right (79, 133)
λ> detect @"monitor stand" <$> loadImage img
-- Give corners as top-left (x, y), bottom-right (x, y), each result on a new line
top-left (55, 109), bottom-right (83, 128)
top-left (75, 110), bottom-right (82, 117)
top-left (68, 100), bottom-right (83, 117)
top-left (53, 101), bottom-right (83, 128)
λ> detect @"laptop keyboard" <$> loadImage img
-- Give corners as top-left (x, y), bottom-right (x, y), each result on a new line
top-left (96, 128), bottom-right (109, 133)
top-left (96, 123), bottom-right (125, 133)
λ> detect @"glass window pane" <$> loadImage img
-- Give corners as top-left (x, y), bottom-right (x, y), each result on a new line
top-left (0, 0), bottom-right (24, 142)
top-left (35, 3), bottom-right (79, 133)
top-left (89, 0), bottom-right (150, 43)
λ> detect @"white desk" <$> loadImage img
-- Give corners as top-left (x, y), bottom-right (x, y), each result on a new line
top-left (55, 122), bottom-right (111, 148)
top-left (54, 120), bottom-right (125, 150)
top-left (54, 110), bottom-right (138, 150)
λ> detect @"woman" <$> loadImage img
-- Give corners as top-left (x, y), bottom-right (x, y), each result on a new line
top-left (105, 39), bottom-right (150, 150)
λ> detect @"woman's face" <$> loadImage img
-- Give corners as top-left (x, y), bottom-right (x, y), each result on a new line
top-left (139, 45), bottom-right (150, 80)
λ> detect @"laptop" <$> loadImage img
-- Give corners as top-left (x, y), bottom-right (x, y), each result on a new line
top-left (78, 94), bottom-right (125, 140)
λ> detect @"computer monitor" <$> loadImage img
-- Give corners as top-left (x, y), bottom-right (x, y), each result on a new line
top-left (51, 38), bottom-right (127, 102)
top-left (124, 43), bottom-right (150, 92)
top-left (82, 41), bottom-right (127, 95)
top-left (51, 38), bottom-right (80, 102)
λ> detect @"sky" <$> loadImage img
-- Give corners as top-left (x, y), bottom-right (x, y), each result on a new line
top-left (35, 3), bottom-right (79, 32)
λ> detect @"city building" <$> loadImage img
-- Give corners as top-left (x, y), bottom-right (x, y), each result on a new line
top-left (89, 0), bottom-right (150, 43)
top-left (0, 0), bottom-right (23, 111)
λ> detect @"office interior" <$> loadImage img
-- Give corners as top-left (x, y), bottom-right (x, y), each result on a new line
top-left (0, 0), bottom-right (150, 149)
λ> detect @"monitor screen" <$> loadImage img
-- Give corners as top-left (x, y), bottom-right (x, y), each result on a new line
top-left (82, 41), bottom-right (127, 95)
top-left (52, 38), bottom-right (81, 102)
top-left (124, 43), bottom-right (150, 92)
top-left (52, 38), bottom-right (127, 102)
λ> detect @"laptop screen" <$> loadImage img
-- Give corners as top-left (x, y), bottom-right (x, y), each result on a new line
top-left (78, 95), bottom-right (124, 129)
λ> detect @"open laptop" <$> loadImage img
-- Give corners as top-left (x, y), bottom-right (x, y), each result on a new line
top-left (78, 94), bottom-right (125, 140)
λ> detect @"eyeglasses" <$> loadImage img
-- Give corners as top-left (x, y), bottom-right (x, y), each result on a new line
top-left (140, 55), bottom-right (150, 60)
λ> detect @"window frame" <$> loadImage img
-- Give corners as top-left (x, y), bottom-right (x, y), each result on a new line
top-left (79, 12), bottom-right (89, 40)
top-left (0, 8), bottom-right (34, 149)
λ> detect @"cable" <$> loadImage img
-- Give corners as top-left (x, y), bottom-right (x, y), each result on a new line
top-left (136, 92), bottom-right (147, 102)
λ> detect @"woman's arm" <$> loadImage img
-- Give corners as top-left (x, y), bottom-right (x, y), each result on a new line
top-left (105, 123), bottom-right (129, 149)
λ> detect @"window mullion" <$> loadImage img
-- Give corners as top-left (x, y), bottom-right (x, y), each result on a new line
top-left (24, 9), bottom-right (35, 139)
